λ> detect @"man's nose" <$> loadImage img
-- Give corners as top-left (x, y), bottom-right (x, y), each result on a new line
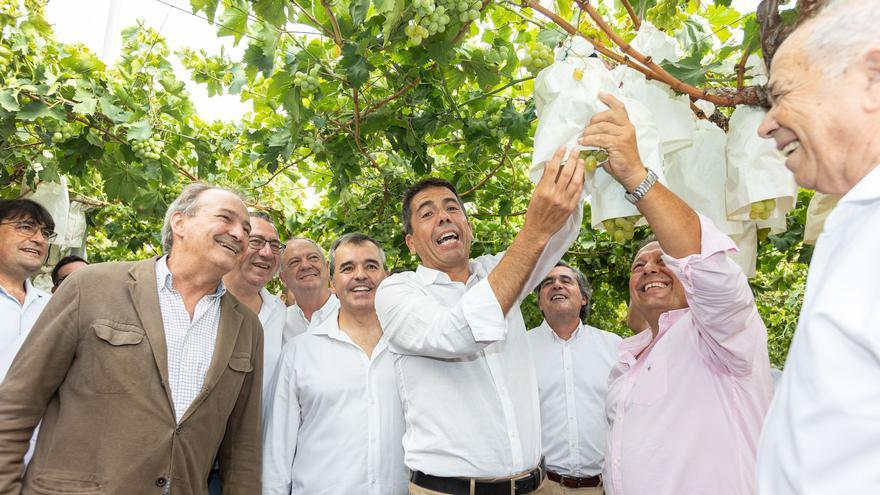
top-left (757, 108), bottom-right (778, 140)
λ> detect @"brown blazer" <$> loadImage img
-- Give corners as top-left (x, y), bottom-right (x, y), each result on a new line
top-left (0, 258), bottom-right (263, 494)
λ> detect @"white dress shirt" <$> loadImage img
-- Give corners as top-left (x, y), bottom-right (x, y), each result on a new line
top-left (262, 312), bottom-right (408, 495)
top-left (258, 287), bottom-right (286, 406)
top-left (375, 207), bottom-right (582, 478)
top-left (528, 321), bottom-right (621, 477)
top-left (155, 257), bottom-right (224, 423)
top-left (282, 294), bottom-right (338, 343)
top-left (757, 165), bottom-right (880, 494)
top-left (0, 279), bottom-right (50, 379)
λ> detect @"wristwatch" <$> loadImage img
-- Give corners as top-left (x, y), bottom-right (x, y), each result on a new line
top-left (624, 168), bottom-right (658, 204)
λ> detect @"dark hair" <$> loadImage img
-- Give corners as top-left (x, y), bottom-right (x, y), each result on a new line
top-left (534, 260), bottom-right (593, 321)
top-left (328, 232), bottom-right (387, 276)
top-left (52, 255), bottom-right (87, 287)
top-left (400, 178), bottom-right (466, 235)
top-left (0, 198), bottom-right (55, 231)
top-left (249, 210), bottom-right (273, 224)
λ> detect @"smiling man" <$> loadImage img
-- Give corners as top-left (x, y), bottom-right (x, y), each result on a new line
top-left (755, 1), bottom-right (880, 493)
top-left (529, 261), bottom-right (620, 494)
top-left (0, 199), bottom-right (55, 384)
top-left (279, 237), bottom-right (338, 342)
top-left (376, 146), bottom-right (584, 495)
top-left (0, 183), bottom-right (264, 494)
top-left (263, 233), bottom-right (407, 494)
top-left (578, 92), bottom-right (773, 495)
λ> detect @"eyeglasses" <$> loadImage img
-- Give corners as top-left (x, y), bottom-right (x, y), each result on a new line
top-left (0, 220), bottom-right (57, 242)
top-left (248, 236), bottom-right (285, 254)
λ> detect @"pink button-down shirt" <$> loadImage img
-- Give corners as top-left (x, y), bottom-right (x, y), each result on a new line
top-left (603, 215), bottom-right (773, 495)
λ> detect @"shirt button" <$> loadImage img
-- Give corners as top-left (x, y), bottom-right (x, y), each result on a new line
top-left (155, 477), bottom-right (167, 487)
top-left (175, 426), bottom-right (182, 434)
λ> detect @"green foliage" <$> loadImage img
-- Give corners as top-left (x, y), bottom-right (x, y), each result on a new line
top-left (0, 0), bottom-right (806, 366)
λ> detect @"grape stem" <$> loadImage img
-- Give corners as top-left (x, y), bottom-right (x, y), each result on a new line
top-left (620, 0), bottom-right (641, 30)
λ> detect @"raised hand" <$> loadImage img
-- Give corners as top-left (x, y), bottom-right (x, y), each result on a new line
top-left (523, 145), bottom-right (585, 238)
top-left (579, 91), bottom-right (647, 192)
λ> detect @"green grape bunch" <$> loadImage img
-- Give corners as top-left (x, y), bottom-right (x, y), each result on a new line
top-left (406, 0), bottom-right (481, 46)
top-left (484, 46), bottom-right (509, 66)
top-left (647, 0), bottom-right (685, 31)
top-left (579, 149), bottom-right (609, 173)
top-left (294, 67), bottom-right (321, 94)
top-left (131, 135), bottom-right (164, 161)
top-left (45, 121), bottom-right (79, 144)
top-left (602, 215), bottom-right (639, 242)
top-left (749, 198), bottom-right (777, 220)
top-left (520, 43), bottom-right (554, 74)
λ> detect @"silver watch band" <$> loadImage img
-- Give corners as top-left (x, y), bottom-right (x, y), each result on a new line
top-left (624, 169), bottom-right (658, 204)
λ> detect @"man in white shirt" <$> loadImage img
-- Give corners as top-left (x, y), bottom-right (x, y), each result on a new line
top-left (755, 1), bottom-right (880, 493)
top-left (263, 232), bottom-right (408, 495)
top-left (280, 237), bottom-right (338, 342)
top-left (375, 146), bottom-right (585, 495)
top-left (529, 261), bottom-right (620, 494)
top-left (211, 211), bottom-right (286, 494)
top-left (0, 199), bottom-right (54, 380)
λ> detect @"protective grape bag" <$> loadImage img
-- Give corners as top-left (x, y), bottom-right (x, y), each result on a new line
top-left (529, 37), bottom-right (665, 229)
top-left (804, 192), bottom-right (840, 245)
top-left (664, 118), bottom-right (748, 236)
top-left (611, 22), bottom-right (693, 155)
top-left (726, 222), bottom-right (758, 278)
top-left (725, 105), bottom-right (798, 222)
top-left (27, 176), bottom-right (69, 245)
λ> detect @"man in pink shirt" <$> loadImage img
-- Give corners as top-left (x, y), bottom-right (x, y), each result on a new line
top-left (579, 92), bottom-right (773, 495)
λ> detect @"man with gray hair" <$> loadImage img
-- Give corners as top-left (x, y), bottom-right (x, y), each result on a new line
top-left (0, 183), bottom-right (264, 494)
top-left (529, 261), bottom-right (621, 494)
top-left (279, 237), bottom-right (338, 342)
top-left (755, 0), bottom-right (880, 492)
top-left (263, 232), bottom-right (408, 494)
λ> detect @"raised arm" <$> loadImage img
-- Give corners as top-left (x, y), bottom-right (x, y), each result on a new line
top-left (580, 91), bottom-right (700, 258)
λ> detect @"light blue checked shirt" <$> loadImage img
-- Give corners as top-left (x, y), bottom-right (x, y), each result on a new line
top-left (155, 257), bottom-right (225, 423)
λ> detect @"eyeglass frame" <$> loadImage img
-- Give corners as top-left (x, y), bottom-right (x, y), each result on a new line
top-left (0, 219), bottom-right (58, 242)
top-left (247, 235), bottom-right (285, 255)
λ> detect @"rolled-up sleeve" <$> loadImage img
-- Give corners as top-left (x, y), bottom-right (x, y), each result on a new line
top-left (376, 275), bottom-right (506, 359)
top-left (662, 214), bottom-right (766, 376)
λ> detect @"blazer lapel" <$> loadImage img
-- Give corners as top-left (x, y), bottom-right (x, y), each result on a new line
top-left (179, 292), bottom-right (243, 424)
top-left (128, 258), bottom-right (176, 417)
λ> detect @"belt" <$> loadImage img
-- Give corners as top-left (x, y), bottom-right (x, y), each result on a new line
top-left (546, 471), bottom-right (601, 488)
top-left (410, 461), bottom-right (546, 495)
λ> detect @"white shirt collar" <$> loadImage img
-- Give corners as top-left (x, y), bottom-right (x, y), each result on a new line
top-left (839, 163), bottom-right (880, 204)
top-left (541, 319), bottom-right (585, 343)
top-left (414, 259), bottom-right (488, 285)
top-left (156, 256), bottom-right (226, 298)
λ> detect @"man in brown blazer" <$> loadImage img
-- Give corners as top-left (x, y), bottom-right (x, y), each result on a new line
top-left (0, 183), bottom-right (263, 494)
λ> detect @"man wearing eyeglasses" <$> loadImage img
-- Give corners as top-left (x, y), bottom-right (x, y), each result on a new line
top-left (0, 199), bottom-right (55, 378)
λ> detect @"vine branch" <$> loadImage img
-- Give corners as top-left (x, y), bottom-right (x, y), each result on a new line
top-left (462, 137), bottom-right (514, 197)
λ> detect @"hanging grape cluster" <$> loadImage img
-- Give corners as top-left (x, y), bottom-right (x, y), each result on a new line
top-left (294, 67), bottom-right (321, 95)
top-left (406, 0), bottom-right (482, 46)
top-left (603, 215), bottom-right (640, 242)
top-left (484, 45), bottom-right (509, 66)
top-left (520, 43), bottom-right (554, 74)
top-left (647, 0), bottom-right (685, 31)
top-left (131, 135), bottom-right (164, 161)
top-left (749, 198), bottom-right (776, 220)
top-left (44, 120), bottom-right (79, 144)
top-left (579, 149), bottom-right (609, 173)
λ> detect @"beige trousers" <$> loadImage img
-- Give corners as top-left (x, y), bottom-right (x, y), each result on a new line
top-left (545, 479), bottom-right (604, 495)
top-left (409, 479), bottom-right (552, 495)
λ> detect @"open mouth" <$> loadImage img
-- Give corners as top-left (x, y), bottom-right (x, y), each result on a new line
top-left (550, 294), bottom-right (567, 301)
top-left (642, 281), bottom-right (669, 293)
top-left (251, 261), bottom-right (272, 270)
top-left (298, 270), bottom-right (318, 280)
top-left (781, 140), bottom-right (800, 157)
top-left (21, 247), bottom-right (42, 257)
top-left (218, 240), bottom-right (239, 254)
top-left (436, 231), bottom-right (459, 245)
top-left (350, 285), bottom-right (372, 293)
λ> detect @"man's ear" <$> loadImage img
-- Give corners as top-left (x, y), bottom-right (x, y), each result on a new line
top-left (169, 211), bottom-right (186, 242)
top-left (404, 233), bottom-right (416, 254)
top-left (862, 46), bottom-right (880, 112)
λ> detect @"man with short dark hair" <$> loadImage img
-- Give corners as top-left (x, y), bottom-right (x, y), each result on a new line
top-left (264, 233), bottom-right (407, 494)
top-left (376, 146), bottom-right (585, 495)
top-left (578, 92), bottom-right (772, 495)
top-left (0, 183), bottom-right (263, 494)
top-left (51, 255), bottom-right (87, 293)
top-left (529, 261), bottom-right (620, 494)
top-left (0, 199), bottom-right (55, 375)
top-left (279, 237), bottom-right (338, 342)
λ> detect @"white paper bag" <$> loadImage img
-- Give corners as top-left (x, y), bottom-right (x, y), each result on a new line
top-left (529, 37), bottom-right (665, 230)
top-left (804, 192), bottom-right (840, 245)
top-left (27, 176), bottom-right (69, 244)
top-left (664, 119), bottom-right (748, 235)
top-left (725, 106), bottom-right (798, 224)
top-left (727, 222), bottom-right (757, 278)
